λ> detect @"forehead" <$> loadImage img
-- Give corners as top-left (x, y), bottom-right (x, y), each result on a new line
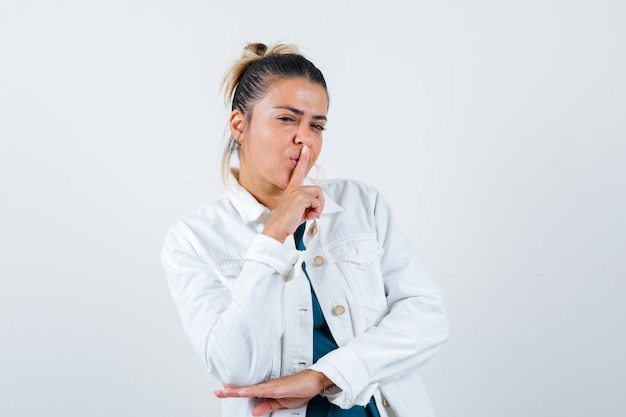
top-left (259, 78), bottom-right (329, 113)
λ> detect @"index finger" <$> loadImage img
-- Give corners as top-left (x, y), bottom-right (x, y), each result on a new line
top-left (288, 145), bottom-right (310, 187)
top-left (236, 383), bottom-right (264, 398)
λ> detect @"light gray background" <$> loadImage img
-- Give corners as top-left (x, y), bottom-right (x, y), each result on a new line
top-left (1, 1), bottom-right (624, 416)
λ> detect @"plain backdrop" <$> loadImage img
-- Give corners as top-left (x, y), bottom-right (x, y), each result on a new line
top-left (1, 1), bottom-right (624, 416)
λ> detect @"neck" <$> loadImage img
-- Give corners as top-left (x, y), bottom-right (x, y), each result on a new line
top-left (238, 170), bottom-right (283, 211)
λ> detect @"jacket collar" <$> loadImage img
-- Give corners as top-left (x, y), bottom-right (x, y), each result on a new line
top-left (227, 169), bottom-right (343, 224)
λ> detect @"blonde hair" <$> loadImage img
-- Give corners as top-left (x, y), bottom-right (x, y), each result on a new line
top-left (219, 42), bottom-right (328, 183)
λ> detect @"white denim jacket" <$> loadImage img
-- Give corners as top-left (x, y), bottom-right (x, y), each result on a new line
top-left (161, 175), bottom-right (449, 417)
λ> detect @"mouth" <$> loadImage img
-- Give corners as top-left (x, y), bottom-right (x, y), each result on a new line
top-left (289, 152), bottom-right (301, 166)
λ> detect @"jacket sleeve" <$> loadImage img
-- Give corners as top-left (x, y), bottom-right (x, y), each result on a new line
top-left (309, 188), bottom-right (449, 409)
top-left (161, 221), bottom-right (300, 386)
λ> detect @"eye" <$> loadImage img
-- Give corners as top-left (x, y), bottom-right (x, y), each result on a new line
top-left (278, 116), bottom-right (296, 122)
top-left (311, 123), bottom-right (326, 131)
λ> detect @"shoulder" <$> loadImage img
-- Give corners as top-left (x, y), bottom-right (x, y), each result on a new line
top-left (321, 178), bottom-right (380, 200)
top-left (321, 178), bottom-right (384, 210)
top-left (164, 193), bottom-right (235, 240)
top-left (320, 178), bottom-right (398, 226)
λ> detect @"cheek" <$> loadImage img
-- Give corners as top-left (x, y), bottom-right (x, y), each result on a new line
top-left (247, 130), bottom-right (274, 155)
top-left (311, 140), bottom-right (323, 163)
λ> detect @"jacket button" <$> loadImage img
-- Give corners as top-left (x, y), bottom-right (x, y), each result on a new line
top-left (313, 256), bottom-right (325, 266)
top-left (308, 223), bottom-right (318, 235)
top-left (383, 398), bottom-right (390, 407)
top-left (332, 305), bottom-right (345, 316)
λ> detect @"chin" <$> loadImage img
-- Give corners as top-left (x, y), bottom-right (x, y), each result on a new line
top-left (281, 176), bottom-right (293, 189)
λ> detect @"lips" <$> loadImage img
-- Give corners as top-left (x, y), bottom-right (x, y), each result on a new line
top-left (289, 151), bottom-right (302, 166)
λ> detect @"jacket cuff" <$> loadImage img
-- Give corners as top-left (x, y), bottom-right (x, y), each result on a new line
top-left (309, 347), bottom-right (377, 409)
top-left (245, 234), bottom-right (300, 276)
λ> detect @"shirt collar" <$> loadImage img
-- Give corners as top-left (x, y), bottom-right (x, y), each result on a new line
top-left (227, 169), bottom-right (343, 224)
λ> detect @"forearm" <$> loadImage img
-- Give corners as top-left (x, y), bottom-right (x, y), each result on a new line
top-left (205, 262), bottom-right (288, 384)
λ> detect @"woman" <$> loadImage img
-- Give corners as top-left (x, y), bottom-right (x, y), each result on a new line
top-left (161, 42), bottom-right (449, 417)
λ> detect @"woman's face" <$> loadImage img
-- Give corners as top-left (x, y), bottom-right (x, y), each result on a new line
top-left (233, 77), bottom-right (328, 203)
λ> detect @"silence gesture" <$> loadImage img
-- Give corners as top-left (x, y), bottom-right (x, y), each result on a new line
top-left (263, 145), bottom-right (325, 243)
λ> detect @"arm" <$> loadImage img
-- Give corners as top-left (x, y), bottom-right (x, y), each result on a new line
top-left (162, 146), bottom-right (323, 386)
top-left (161, 224), bottom-right (300, 385)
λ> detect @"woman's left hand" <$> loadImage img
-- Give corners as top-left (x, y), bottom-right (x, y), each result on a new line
top-left (214, 369), bottom-right (327, 416)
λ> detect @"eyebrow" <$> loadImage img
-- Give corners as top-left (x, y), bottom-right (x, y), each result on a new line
top-left (273, 105), bottom-right (327, 121)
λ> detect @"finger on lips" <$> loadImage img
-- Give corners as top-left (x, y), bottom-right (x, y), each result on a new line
top-left (289, 145), bottom-right (310, 187)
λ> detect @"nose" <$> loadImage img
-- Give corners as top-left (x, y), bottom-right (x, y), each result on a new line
top-left (293, 125), bottom-right (312, 146)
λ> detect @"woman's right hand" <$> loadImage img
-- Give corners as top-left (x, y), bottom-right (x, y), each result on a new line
top-left (263, 146), bottom-right (325, 243)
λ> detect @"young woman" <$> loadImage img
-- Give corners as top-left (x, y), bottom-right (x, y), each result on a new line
top-left (161, 42), bottom-right (449, 417)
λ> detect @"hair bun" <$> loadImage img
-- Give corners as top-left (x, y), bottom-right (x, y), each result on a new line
top-left (245, 43), bottom-right (268, 58)
top-left (221, 42), bottom-right (304, 108)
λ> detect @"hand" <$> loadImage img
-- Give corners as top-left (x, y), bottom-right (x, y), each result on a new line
top-left (214, 369), bottom-right (330, 416)
top-left (263, 146), bottom-right (325, 242)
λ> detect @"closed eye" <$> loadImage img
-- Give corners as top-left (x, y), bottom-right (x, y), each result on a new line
top-left (311, 123), bottom-right (326, 131)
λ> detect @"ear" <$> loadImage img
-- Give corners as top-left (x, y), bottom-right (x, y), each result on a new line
top-left (229, 109), bottom-right (246, 141)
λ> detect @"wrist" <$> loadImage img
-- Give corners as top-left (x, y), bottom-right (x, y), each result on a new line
top-left (261, 228), bottom-right (289, 243)
top-left (317, 372), bottom-right (336, 397)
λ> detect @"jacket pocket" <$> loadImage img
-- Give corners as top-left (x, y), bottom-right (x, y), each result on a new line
top-left (326, 238), bottom-right (387, 329)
